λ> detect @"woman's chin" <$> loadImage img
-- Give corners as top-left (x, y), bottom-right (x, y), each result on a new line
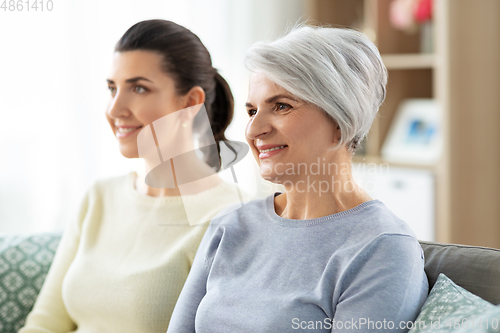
top-left (260, 172), bottom-right (283, 184)
top-left (259, 164), bottom-right (288, 184)
top-left (119, 146), bottom-right (139, 159)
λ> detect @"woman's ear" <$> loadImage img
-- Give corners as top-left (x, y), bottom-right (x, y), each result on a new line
top-left (184, 86), bottom-right (205, 108)
top-left (177, 86), bottom-right (205, 124)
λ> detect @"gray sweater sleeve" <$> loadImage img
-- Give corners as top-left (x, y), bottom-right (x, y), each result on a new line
top-left (166, 224), bottom-right (221, 333)
top-left (331, 234), bottom-right (428, 332)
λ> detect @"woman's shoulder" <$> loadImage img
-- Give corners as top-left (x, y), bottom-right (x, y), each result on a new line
top-left (351, 199), bottom-right (418, 239)
top-left (91, 172), bottom-right (134, 193)
top-left (327, 199), bottom-right (422, 260)
top-left (75, 171), bottom-right (134, 213)
top-left (71, 172), bottom-right (134, 226)
top-left (200, 194), bottom-right (269, 241)
top-left (80, 172), bottom-right (134, 203)
top-left (210, 194), bottom-right (268, 224)
top-left (197, 195), bottom-right (270, 256)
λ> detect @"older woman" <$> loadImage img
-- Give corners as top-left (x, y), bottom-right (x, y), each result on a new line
top-left (167, 26), bottom-right (428, 333)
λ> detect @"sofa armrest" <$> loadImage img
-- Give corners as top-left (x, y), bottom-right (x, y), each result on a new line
top-left (0, 233), bottom-right (62, 333)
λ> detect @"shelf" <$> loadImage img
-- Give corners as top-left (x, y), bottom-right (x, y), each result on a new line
top-left (353, 155), bottom-right (437, 172)
top-left (382, 54), bottom-right (435, 70)
top-left (307, 0), bottom-right (500, 247)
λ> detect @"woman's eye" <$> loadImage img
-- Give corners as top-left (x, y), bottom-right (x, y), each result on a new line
top-left (247, 109), bottom-right (257, 117)
top-left (134, 86), bottom-right (147, 94)
top-left (108, 86), bottom-right (116, 95)
top-left (276, 103), bottom-right (291, 112)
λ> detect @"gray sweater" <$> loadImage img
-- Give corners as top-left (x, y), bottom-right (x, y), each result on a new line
top-left (167, 194), bottom-right (429, 333)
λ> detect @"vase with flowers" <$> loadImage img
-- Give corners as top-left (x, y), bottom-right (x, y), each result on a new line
top-left (390, 0), bottom-right (434, 53)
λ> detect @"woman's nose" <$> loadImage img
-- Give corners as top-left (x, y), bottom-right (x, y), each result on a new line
top-left (106, 91), bottom-right (131, 119)
top-left (245, 110), bottom-right (273, 140)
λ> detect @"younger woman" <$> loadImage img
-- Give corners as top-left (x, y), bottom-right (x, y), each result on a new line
top-left (21, 19), bottom-right (240, 333)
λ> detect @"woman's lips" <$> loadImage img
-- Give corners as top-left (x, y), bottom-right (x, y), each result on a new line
top-left (258, 145), bottom-right (288, 159)
top-left (115, 126), bottom-right (143, 139)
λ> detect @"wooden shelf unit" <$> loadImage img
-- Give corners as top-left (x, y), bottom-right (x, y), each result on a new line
top-left (305, 0), bottom-right (500, 248)
top-left (382, 54), bottom-right (435, 70)
top-left (352, 155), bottom-right (437, 173)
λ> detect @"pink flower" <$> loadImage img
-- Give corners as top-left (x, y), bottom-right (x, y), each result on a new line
top-left (415, 0), bottom-right (433, 23)
top-left (390, 0), bottom-right (419, 31)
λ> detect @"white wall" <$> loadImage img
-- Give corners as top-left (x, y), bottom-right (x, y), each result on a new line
top-left (0, 0), bottom-right (304, 234)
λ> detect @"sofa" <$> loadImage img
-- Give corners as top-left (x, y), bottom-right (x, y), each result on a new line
top-left (1, 234), bottom-right (499, 332)
top-left (0, 233), bottom-right (61, 332)
top-left (419, 241), bottom-right (500, 305)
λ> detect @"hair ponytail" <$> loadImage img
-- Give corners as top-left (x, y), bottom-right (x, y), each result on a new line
top-left (198, 72), bottom-right (234, 171)
top-left (211, 72), bottom-right (234, 142)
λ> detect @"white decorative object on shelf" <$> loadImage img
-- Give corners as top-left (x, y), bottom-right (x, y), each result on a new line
top-left (353, 163), bottom-right (435, 241)
top-left (381, 98), bottom-right (442, 165)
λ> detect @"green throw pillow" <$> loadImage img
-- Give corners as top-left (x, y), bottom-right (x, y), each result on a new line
top-left (0, 233), bottom-right (61, 333)
top-left (409, 273), bottom-right (500, 333)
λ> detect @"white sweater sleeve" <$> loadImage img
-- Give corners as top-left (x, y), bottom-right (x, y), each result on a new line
top-left (19, 191), bottom-right (89, 333)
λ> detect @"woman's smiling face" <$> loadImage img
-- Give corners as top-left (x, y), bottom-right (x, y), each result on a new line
top-left (106, 50), bottom-right (186, 158)
top-left (245, 73), bottom-right (341, 183)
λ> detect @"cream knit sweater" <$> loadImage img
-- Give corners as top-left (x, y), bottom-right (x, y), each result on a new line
top-left (20, 172), bottom-right (242, 333)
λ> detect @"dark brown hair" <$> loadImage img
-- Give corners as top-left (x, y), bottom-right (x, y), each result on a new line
top-left (115, 19), bottom-right (234, 170)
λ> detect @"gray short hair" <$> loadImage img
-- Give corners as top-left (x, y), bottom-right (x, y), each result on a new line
top-left (244, 26), bottom-right (388, 152)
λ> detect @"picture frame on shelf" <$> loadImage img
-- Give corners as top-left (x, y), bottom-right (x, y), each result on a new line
top-left (381, 98), bottom-right (442, 165)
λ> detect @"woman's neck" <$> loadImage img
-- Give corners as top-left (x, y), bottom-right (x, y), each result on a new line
top-left (274, 157), bottom-right (372, 220)
top-left (135, 150), bottom-right (222, 197)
